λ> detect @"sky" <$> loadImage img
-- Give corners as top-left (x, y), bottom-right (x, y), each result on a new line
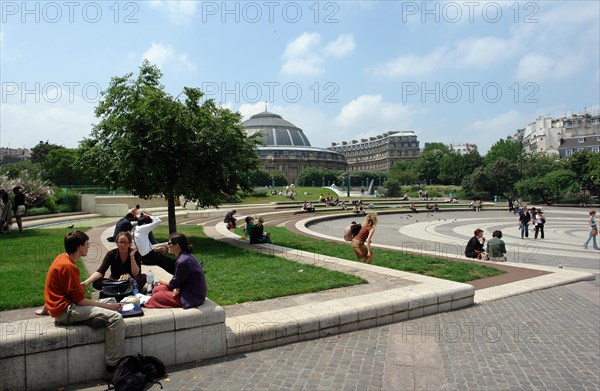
top-left (1, 1), bottom-right (599, 154)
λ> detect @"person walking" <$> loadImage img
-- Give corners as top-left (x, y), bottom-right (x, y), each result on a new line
top-left (583, 210), bottom-right (598, 250)
top-left (508, 195), bottom-right (514, 213)
top-left (351, 212), bottom-right (377, 264)
top-left (519, 206), bottom-right (530, 239)
top-left (12, 186), bottom-right (26, 232)
top-left (534, 211), bottom-right (545, 239)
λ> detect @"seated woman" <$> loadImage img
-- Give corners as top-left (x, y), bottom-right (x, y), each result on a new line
top-left (82, 231), bottom-right (146, 292)
top-left (145, 233), bottom-right (207, 309)
top-left (250, 216), bottom-right (272, 244)
top-left (465, 228), bottom-right (485, 259)
top-left (243, 216), bottom-right (254, 238)
top-left (486, 230), bottom-right (507, 262)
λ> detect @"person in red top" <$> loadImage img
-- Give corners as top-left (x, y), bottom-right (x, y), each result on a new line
top-left (351, 212), bottom-right (378, 264)
top-left (43, 230), bottom-right (126, 380)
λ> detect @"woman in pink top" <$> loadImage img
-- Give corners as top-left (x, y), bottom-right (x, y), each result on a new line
top-left (351, 212), bottom-right (378, 264)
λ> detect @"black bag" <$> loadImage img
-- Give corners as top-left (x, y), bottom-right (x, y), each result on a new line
top-left (101, 280), bottom-right (133, 297)
top-left (111, 354), bottom-right (165, 391)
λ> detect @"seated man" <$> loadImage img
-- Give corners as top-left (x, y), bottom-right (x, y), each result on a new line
top-left (107, 212), bottom-right (136, 242)
top-left (486, 230), bottom-right (507, 262)
top-left (465, 229), bottom-right (485, 259)
top-left (44, 231), bottom-right (125, 380)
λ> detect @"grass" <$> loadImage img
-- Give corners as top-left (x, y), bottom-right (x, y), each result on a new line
top-left (0, 228), bottom-right (93, 310)
top-left (239, 186), bottom-right (366, 204)
top-left (260, 227), bottom-right (505, 283)
top-left (0, 226), bottom-right (366, 310)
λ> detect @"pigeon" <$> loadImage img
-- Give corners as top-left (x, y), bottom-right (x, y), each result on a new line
top-left (67, 224), bottom-right (74, 229)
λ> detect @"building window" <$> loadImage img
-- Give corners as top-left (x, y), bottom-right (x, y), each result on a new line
top-left (592, 147), bottom-right (599, 153)
top-left (578, 138), bottom-right (585, 143)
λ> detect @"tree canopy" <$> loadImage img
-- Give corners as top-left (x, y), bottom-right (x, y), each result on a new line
top-left (80, 61), bottom-right (261, 232)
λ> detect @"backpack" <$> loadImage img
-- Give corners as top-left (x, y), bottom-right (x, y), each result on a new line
top-left (110, 354), bottom-right (165, 391)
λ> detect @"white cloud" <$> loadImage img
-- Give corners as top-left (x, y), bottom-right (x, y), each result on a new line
top-left (281, 33), bottom-right (355, 76)
top-left (451, 36), bottom-right (515, 69)
top-left (334, 95), bottom-right (415, 132)
top-left (466, 110), bottom-right (530, 152)
top-left (369, 35), bottom-right (514, 78)
top-left (368, 48), bottom-right (447, 78)
top-left (516, 53), bottom-right (585, 80)
top-left (323, 34), bottom-right (356, 58)
top-left (1, 91), bottom-right (96, 149)
top-left (141, 42), bottom-right (196, 71)
top-left (148, 0), bottom-right (197, 22)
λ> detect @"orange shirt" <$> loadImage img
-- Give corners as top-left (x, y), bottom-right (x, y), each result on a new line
top-left (44, 253), bottom-right (86, 318)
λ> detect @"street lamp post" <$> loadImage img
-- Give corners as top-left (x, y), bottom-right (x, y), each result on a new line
top-left (347, 171), bottom-right (351, 197)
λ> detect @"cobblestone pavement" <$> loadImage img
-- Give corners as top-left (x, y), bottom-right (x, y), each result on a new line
top-left (68, 279), bottom-right (599, 391)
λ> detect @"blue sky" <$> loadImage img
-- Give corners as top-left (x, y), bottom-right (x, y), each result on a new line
top-left (1, 1), bottom-right (599, 154)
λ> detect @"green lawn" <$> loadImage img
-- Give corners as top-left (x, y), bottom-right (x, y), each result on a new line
top-left (260, 227), bottom-right (505, 283)
top-left (0, 228), bottom-right (93, 310)
top-left (0, 226), bottom-right (366, 310)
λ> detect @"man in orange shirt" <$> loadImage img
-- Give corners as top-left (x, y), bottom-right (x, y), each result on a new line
top-left (44, 230), bottom-right (125, 379)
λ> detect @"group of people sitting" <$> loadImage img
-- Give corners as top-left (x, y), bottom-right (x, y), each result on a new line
top-left (464, 228), bottom-right (507, 262)
top-left (34, 207), bottom-right (208, 380)
top-left (242, 215), bottom-right (272, 244)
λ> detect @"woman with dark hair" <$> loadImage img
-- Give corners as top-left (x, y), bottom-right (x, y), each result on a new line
top-left (486, 230), bottom-right (507, 262)
top-left (465, 228), bottom-right (485, 259)
top-left (145, 233), bottom-right (207, 309)
top-left (82, 231), bottom-right (146, 292)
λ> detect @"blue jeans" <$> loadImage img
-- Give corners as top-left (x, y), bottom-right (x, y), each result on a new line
top-left (583, 228), bottom-right (598, 249)
top-left (520, 223), bottom-right (529, 238)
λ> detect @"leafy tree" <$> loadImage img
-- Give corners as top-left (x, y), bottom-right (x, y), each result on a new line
top-left (249, 169), bottom-right (287, 187)
top-left (44, 148), bottom-right (94, 186)
top-left (422, 142), bottom-right (450, 155)
top-left (30, 141), bottom-right (64, 164)
top-left (296, 168), bottom-right (341, 187)
top-left (542, 169), bottom-right (578, 203)
top-left (383, 179), bottom-right (401, 197)
top-left (521, 153), bottom-right (562, 180)
top-left (0, 160), bottom-right (43, 180)
top-left (414, 149), bottom-right (446, 184)
top-left (485, 139), bottom-right (521, 165)
top-left (438, 153), bottom-right (464, 185)
top-left (387, 161), bottom-right (419, 185)
top-left (80, 61), bottom-right (261, 233)
top-left (462, 158), bottom-right (519, 197)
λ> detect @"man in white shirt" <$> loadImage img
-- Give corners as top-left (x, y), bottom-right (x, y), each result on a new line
top-left (132, 213), bottom-right (176, 274)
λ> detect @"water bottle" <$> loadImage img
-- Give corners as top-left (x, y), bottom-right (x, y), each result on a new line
top-left (146, 270), bottom-right (154, 292)
top-left (132, 279), bottom-right (139, 295)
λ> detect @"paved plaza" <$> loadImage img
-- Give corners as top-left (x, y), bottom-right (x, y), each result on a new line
top-left (4, 207), bottom-right (598, 390)
top-left (65, 279), bottom-right (599, 391)
top-left (307, 207), bottom-right (600, 272)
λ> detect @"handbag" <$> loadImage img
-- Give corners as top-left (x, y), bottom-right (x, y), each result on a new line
top-left (593, 228), bottom-right (598, 236)
top-left (101, 280), bottom-right (133, 297)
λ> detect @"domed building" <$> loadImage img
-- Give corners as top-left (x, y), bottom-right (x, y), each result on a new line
top-left (242, 111), bottom-right (346, 183)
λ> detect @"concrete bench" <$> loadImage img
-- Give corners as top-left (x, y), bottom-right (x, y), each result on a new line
top-left (0, 299), bottom-right (225, 391)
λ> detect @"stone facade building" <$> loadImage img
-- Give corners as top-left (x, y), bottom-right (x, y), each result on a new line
top-left (328, 131), bottom-right (420, 172)
top-left (242, 111), bottom-right (346, 183)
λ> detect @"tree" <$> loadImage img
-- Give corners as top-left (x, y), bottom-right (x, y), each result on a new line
top-left (296, 168), bottom-right (341, 187)
top-left (485, 139), bottom-right (521, 165)
top-left (30, 141), bottom-right (64, 164)
top-left (80, 61), bottom-right (261, 233)
top-left (387, 161), bottom-right (419, 185)
top-left (44, 148), bottom-right (94, 186)
top-left (249, 169), bottom-right (287, 187)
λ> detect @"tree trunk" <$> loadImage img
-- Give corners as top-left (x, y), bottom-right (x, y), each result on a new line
top-left (167, 195), bottom-right (177, 234)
